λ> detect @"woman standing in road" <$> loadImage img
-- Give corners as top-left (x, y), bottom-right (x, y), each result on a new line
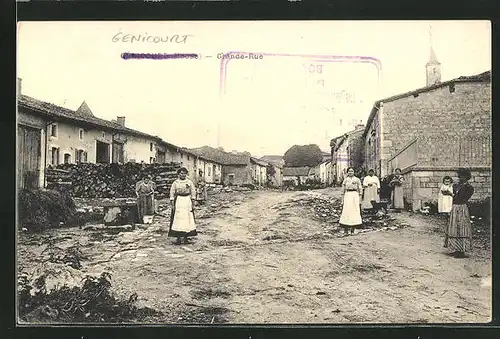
top-left (361, 169), bottom-right (380, 211)
top-left (196, 169), bottom-right (207, 205)
top-left (390, 168), bottom-right (405, 211)
top-left (339, 167), bottom-right (363, 235)
top-left (135, 175), bottom-right (155, 223)
top-left (444, 168), bottom-right (475, 258)
top-left (168, 167), bottom-right (197, 245)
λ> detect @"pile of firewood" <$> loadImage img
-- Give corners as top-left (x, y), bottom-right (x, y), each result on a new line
top-left (45, 163), bottom-right (181, 199)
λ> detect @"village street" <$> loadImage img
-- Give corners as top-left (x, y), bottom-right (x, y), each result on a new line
top-left (18, 187), bottom-right (491, 324)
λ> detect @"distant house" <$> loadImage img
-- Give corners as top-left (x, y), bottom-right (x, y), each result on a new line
top-left (189, 146), bottom-right (254, 186)
top-left (260, 155), bottom-right (284, 187)
top-left (314, 154), bottom-right (333, 186)
top-left (250, 157), bottom-right (268, 186)
top-left (331, 124), bottom-right (365, 185)
top-left (362, 69), bottom-right (491, 210)
top-left (282, 166), bottom-right (312, 186)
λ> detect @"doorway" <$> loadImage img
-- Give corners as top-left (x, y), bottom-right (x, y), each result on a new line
top-left (96, 141), bottom-right (110, 164)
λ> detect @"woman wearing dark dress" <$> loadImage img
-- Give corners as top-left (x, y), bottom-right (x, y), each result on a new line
top-left (444, 168), bottom-right (475, 258)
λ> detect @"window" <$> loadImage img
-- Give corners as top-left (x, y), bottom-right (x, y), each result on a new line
top-left (102, 132), bottom-right (106, 139)
top-left (75, 150), bottom-right (88, 163)
top-left (51, 147), bottom-right (60, 165)
top-left (187, 155), bottom-right (190, 161)
top-left (150, 143), bottom-right (153, 152)
top-left (79, 128), bottom-right (84, 140)
top-left (150, 157), bottom-right (154, 164)
top-left (208, 167), bottom-right (212, 176)
top-left (50, 124), bottom-right (58, 137)
top-left (181, 153), bottom-right (184, 159)
top-left (64, 153), bottom-right (71, 164)
top-left (213, 164), bottom-right (216, 173)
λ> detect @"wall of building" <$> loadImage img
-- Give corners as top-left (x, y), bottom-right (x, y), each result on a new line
top-left (379, 82), bottom-right (491, 176)
top-left (364, 113), bottom-right (382, 176)
top-left (401, 166), bottom-right (491, 211)
top-left (336, 141), bottom-right (349, 184)
top-left (222, 165), bottom-right (252, 186)
top-left (18, 110), bottom-right (47, 187)
top-left (45, 121), bottom-right (112, 165)
top-left (122, 134), bottom-right (157, 164)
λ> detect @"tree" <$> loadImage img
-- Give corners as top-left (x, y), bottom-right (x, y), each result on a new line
top-left (284, 144), bottom-right (323, 167)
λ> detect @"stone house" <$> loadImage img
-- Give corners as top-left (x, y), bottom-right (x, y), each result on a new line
top-left (330, 124), bottom-right (365, 185)
top-left (282, 167), bottom-right (313, 186)
top-left (158, 142), bottom-right (224, 183)
top-left (362, 69), bottom-right (491, 210)
top-left (250, 157), bottom-right (268, 186)
top-left (315, 155), bottom-right (333, 186)
top-left (17, 84), bottom-right (161, 188)
top-left (260, 155), bottom-right (284, 187)
top-left (189, 146), bottom-right (254, 186)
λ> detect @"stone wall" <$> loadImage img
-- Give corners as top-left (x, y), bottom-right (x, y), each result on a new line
top-left (379, 81), bottom-right (491, 175)
top-left (402, 166), bottom-right (491, 211)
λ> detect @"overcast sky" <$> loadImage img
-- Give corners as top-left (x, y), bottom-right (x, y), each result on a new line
top-left (17, 21), bottom-right (491, 157)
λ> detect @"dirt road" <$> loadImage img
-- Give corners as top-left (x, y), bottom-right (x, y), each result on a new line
top-left (18, 188), bottom-right (491, 324)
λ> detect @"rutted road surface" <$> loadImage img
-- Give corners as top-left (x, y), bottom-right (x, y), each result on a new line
top-left (19, 188), bottom-right (492, 324)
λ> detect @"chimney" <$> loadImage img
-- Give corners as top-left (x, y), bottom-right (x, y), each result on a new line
top-left (116, 116), bottom-right (125, 127)
top-left (17, 78), bottom-right (22, 96)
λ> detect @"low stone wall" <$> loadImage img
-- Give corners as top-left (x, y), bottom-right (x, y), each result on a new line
top-left (402, 166), bottom-right (491, 211)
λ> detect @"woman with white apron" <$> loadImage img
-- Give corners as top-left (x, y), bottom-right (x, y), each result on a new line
top-left (168, 167), bottom-right (197, 245)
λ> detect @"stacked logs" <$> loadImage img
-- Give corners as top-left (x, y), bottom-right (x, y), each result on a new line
top-left (45, 162), bottom-right (181, 199)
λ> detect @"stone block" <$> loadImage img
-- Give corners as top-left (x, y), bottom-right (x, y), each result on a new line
top-left (412, 199), bottom-right (422, 211)
top-left (414, 171), bottom-right (434, 177)
top-left (416, 188), bottom-right (434, 200)
top-left (420, 177), bottom-right (430, 183)
top-left (474, 176), bottom-right (486, 183)
top-left (428, 182), bottom-right (439, 188)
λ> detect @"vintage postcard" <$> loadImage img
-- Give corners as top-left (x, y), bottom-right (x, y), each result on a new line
top-left (16, 21), bottom-right (491, 324)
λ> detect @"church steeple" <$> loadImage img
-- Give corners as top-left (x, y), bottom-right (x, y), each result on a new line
top-left (426, 25), bottom-right (441, 86)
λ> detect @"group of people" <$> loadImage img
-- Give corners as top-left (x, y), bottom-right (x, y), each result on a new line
top-left (134, 168), bottom-right (208, 245)
top-left (338, 167), bottom-right (475, 258)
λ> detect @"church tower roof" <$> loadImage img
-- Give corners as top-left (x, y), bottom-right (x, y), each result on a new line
top-left (426, 26), bottom-right (440, 66)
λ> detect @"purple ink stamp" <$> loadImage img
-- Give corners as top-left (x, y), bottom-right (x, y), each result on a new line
top-left (218, 52), bottom-right (382, 135)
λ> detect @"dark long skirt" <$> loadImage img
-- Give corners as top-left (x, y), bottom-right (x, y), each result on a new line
top-left (444, 204), bottom-right (473, 253)
top-left (137, 195), bottom-right (154, 221)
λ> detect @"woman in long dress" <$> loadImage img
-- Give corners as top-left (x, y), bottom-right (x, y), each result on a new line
top-left (444, 168), bottom-right (474, 258)
top-left (390, 168), bottom-right (405, 211)
top-left (196, 169), bottom-right (207, 205)
top-left (438, 176), bottom-right (453, 214)
top-left (135, 175), bottom-right (155, 223)
top-left (361, 169), bottom-right (380, 211)
top-left (168, 167), bottom-right (197, 245)
top-left (339, 167), bottom-right (363, 235)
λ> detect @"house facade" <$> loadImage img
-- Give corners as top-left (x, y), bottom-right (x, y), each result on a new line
top-left (189, 146), bottom-right (253, 186)
top-left (250, 157), bottom-right (268, 186)
top-left (362, 70), bottom-right (491, 210)
top-left (317, 156), bottom-right (333, 186)
top-left (17, 81), bottom-right (225, 188)
top-left (260, 156), bottom-right (284, 187)
top-left (282, 167), bottom-right (312, 186)
top-left (331, 124), bottom-right (365, 184)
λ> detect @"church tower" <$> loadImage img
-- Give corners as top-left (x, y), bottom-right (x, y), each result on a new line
top-left (426, 25), bottom-right (441, 86)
